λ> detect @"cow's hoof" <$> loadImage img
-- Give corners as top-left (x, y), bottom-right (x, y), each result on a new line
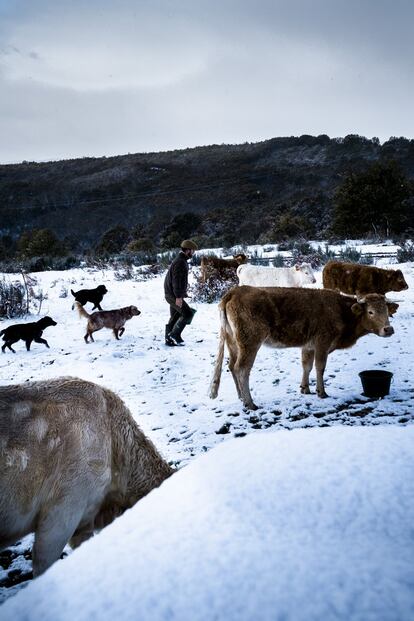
top-left (244, 402), bottom-right (259, 411)
top-left (300, 385), bottom-right (311, 394)
top-left (317, 391), bottom-right (329, 399)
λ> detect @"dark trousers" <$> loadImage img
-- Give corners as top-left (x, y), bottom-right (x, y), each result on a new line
top-left (165, 295), bottom-right (193, 330)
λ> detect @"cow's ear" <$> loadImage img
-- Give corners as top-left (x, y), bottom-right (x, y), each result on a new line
top-left (387, 301), bottom-right (399, 316)
top-left (294, 264), bottom-right (300, 270)
top-left (351, 302), bottom-right (364, 316)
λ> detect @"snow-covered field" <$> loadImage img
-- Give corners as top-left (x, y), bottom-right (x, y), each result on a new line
top-left (1, 245), bottom-right (414, 617)
top-left (2, 426), bottom-right (414, 621)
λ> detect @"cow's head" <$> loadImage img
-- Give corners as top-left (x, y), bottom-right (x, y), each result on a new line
top-left (295, 262), bottom-right (317, 284)
top-left (351, 294), bottom-right (398, 337)
top-left (388, 269), bottom-right (408, 292)
top-left (233, 254), bottom-right (247, 264)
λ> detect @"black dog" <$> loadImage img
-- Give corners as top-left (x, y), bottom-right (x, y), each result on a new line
top-left (1, 316), bottom-right (57, 353)
top-left (71, 285), bottom-right (108, 310)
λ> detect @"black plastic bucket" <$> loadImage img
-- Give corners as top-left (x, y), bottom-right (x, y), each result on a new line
top-left (186, 307), bottom-right (197, 325)
top-left (359, 370), bottom-right (393, 398)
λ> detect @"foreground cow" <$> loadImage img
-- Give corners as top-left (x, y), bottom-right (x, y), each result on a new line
top-left (237, 263), bottom-right (316, 287)
top-left (209, 286), bottom-right (398, 410)
top-left (200, 253), bottom-right (247, 282)
top-left (322, 261), bottom-right (408, 296)
top-left (0, 377), bottom-right (174, 576)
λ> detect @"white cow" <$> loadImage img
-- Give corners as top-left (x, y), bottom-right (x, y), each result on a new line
top-left (237, 263), bottom-right (316, 287)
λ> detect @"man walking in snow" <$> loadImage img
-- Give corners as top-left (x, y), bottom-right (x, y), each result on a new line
top-left (164, 239), bottom-right (198, 346)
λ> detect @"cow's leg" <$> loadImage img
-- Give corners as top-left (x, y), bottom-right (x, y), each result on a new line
top-left (300, 348), bottom-right (315, 394)
top-left (32, 505), bottom-right (83, 576)
top-left (314, 348), bottom-right (329, 398)
top-left (69, 521), bottom-right (95, 549)
top-left (234, 345), bottom-right (261, 410)
top-left (226, 337), bottom-right (242, 398)
top-left (113, 329), bottom-right (120, 340)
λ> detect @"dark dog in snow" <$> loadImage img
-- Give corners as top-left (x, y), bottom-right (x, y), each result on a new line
top-left (71, 285), bottom-right (108, 310)
top-left (1, 316), bottom-right (57, 353)
top-left (75, 302), bottom-right (140, 342)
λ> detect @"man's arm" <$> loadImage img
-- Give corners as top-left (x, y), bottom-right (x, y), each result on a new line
top-left (171, 260), bottom-right (188, 303)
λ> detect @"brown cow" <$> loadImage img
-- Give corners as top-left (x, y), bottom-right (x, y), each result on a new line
top-left (209, 286), bottom-right (398, 410)
top-left (322, 261), bottom-right (408, 296)
top-left (200, 253), bottom-right (247, 282)
top-left (0, 377), bottom-right (174, 576)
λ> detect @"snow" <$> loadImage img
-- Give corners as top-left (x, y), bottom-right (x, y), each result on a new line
top-left (1, 426), bottom-right (414, 621)
top-left (194, 239), bottom-right (403, 261)
top-left (1, 244), bottom-right (414, 617)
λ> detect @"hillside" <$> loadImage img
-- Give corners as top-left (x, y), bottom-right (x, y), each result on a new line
top-left (1, 134), bottom-right (414, 249)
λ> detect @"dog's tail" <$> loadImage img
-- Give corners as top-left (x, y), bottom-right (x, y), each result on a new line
top-left (75, 301), bottom-right (90, 319)
top-left (209, 303), bottom-right (229, 399)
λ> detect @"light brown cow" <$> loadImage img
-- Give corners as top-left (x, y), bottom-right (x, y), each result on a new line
top-left (209, 286), bottom-right (398, 410)
top-left (322, 261), bottom-right (408, 296)
top-left (0, 377), bottom-right (174, 576)
top-left (200, 253), bottom-right (247, 282)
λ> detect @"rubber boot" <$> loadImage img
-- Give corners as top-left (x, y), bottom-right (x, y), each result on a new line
top-left (168, 316), bottom-right (187, 346)
top-left (165, 324), bottom-right (177, 347)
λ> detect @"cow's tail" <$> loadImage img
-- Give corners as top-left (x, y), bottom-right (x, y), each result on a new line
top-left (236, 264), bottom-right (243, 279)
top-left (209, 304), bottom-right (228, 399)
top-left (75, 301), bottom-right (90, 319)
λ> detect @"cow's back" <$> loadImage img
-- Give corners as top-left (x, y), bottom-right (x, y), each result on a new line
top-left (223, 285), bottom-right (355, 347)
top-left (322, 261), bottom-right (405, 295)
top-left (237, 265), bottom-right (308, 288)
top-left (322, 261), bottom-right (362, 294)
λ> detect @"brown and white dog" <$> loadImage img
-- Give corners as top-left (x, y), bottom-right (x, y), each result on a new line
top-left (75, 302), bottom-right (140, 342)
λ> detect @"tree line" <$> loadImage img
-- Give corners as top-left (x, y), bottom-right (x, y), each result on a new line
top-left (0, 158), bottom-right (413, 269)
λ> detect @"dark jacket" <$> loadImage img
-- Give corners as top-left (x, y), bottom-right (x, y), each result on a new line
top-left (164, 252), bottom-right (189, 298)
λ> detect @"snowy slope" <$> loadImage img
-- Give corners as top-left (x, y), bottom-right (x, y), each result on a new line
top-left (1, 426), bottom-right (414, 621)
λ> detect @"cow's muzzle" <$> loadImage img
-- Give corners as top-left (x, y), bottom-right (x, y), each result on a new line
top-left (380, 326), bottom-right (394, 337)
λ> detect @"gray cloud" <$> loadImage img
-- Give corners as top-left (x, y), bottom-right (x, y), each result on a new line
top-left (0, 0), bottom-right (413, 163)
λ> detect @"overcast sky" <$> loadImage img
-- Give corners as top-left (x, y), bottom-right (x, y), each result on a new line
top-left (1, 0), bottom-right (413, 164)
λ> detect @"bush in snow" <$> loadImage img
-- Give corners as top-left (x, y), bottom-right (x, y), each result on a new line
top-left (0, 274), bottom-right (46, 318)
top-left (397, 241), bottom-right (414, 263)
top-left (190, 269), bottom-right (238, 304)
top-left (0, 276), bottom-right (27, 318)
